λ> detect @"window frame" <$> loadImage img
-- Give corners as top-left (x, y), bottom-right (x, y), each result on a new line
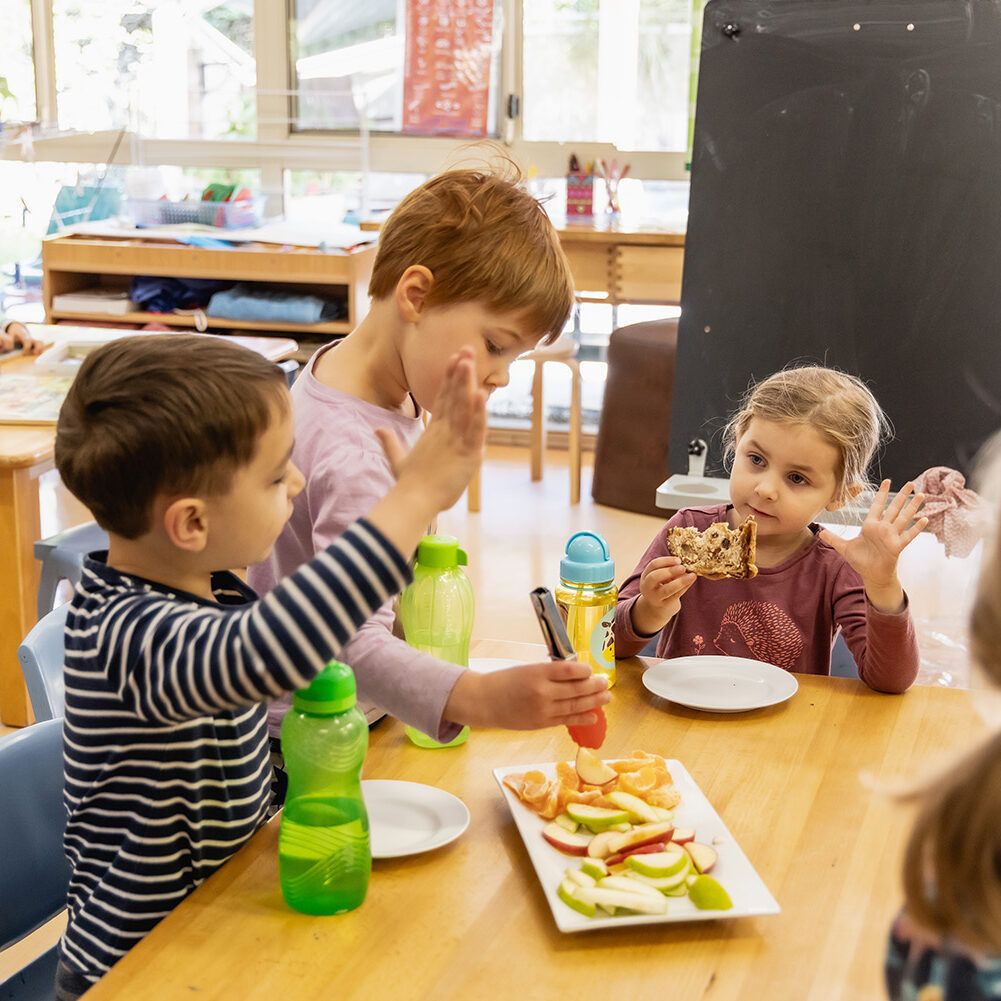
top-left (3, 0), bottom-right (691, 203)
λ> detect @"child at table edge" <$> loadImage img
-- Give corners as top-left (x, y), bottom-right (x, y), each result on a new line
top-left (249, 162), bottom-right (603, 752)
top-left (614, 365), bottom-right (927, 693)
top-left (885, 432), bottom-right (1001, 999)
top-left (50, 334), bottom-right (609, 998)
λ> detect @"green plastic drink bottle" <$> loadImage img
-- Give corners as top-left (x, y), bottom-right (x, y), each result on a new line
top-left (278, 661), bottom-right (371, 915)
top-left (399, 534), bottom-right (474, 749)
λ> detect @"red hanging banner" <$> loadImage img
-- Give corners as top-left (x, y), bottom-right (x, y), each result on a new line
top-left (403, 0), bottom-right (495, 137)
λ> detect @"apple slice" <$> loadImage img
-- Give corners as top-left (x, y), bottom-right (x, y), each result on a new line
top-left (624, 864), bottom-right (690, 892)
top-left (542, 822), bottom-right (593, 856)
top-left (575, 885), bottom-right (668, 916)
top-left (586, 830), bottom-right (620, 859)
top-left (606, 790), bottom-right (661, 825)
top-left (565, 803), bottom-right (631, 832)
top-left (688, 874), bottom-right (733, 911)
top-left (651, 806), bottom-right (675, 823)
top-left (553, 813), bottom-right (580, 834)
top-left (565, 867), bottom-right (597, 889)
top-left (604, 842), bottom-right (669, 868)
top-left (574, 746), bottom-right (618, 787)
top-left (670, 828), bottom-right (696, 845)
top-left (609, 822), bottom-right (632, 833)
top-left (625, 846), bottom-right (689, 879)
top-left (683, 841), bottom-right (718, 874)
top-left (558, 877), bottom-right (597, 917)
top-left (597, 875), bottom-right (666, 902)
top-left (580, 858), bottom-right (609, 881)
top-left (606, 822), bottom-right (674, 855)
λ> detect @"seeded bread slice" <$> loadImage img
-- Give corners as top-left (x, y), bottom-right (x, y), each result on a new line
top-left (666, 516), bottom-right (758, 580)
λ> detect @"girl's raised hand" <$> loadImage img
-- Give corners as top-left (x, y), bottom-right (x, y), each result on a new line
top-left (819, 480), bottom-right (928, 588)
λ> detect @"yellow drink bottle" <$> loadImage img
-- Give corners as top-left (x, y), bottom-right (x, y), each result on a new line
top-left (554, 531), bottom-right (617, 688)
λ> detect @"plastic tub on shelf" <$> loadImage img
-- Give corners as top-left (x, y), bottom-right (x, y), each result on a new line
top-left (126, 196), bottom-right (263, 229)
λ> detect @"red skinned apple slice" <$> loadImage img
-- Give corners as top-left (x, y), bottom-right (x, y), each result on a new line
top-left (604, 841), bottom-right (669, 868)
top-left (684, 841), bottom-right (718, 873)
top-left (542, 821), bottom-right (593, 856)
top-left (574, 746), bottom-right (617, 787)
top-left (606, 822), bottom-right (674, 855)
top-left (670, 828), bottom-right (695, 845)
top-left (586, 830), bottom-right (620, 859)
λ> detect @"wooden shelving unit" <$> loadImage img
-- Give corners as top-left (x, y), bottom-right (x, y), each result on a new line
top-left (42, 234), bottom-right (376, 356)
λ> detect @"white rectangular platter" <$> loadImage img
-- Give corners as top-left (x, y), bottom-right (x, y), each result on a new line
top-left (493, 759), bottom-right (780, 932)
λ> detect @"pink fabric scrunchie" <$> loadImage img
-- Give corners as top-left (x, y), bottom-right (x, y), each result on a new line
top-left (912, 466), bottom-right (985, 558)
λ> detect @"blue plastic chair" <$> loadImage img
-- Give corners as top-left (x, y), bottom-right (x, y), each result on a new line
top-left (33, 522), bottom-right (108, 619)
top-left (0, 718), bottom-right (70, 1001)
top-left (17, 605), bottom-right (68, 723)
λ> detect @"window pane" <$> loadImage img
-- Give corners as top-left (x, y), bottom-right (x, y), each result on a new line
top-left (523, 0), bottom-right (691, 151)
top-left (292, 0), bottom-right (502, 137)
top-left (53, 0), bottom-right (255, 139)
top-left (0, 0), bottom-right (36, 123)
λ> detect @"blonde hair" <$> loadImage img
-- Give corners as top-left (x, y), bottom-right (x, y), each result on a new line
top-left (368, 161), bottom-right (574, 344)
top-left (901, 436), bottom-right (1001, 953)
top-left (722, 365), bottom-right (892, 502)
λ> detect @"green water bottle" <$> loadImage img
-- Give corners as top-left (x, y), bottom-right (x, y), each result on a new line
top-left (399, 534), bottom-right (473, 749)
top-left (278, 661), bottom-right (371, 915)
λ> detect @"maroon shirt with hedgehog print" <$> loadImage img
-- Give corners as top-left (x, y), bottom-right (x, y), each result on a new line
top-left (615, 504), bottom-right (919, 693)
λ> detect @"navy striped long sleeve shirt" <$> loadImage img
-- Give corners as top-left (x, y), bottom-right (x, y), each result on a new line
top-left (59, 520), bottom-right (410, 984)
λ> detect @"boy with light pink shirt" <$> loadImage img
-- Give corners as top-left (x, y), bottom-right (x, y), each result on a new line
top-left (250, 165), bottom-right (609, 759)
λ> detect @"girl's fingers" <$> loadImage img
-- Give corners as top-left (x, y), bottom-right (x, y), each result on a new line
top-left (882, 481), bottom-right (914, 522)
top-left (896, 493), bottom-right (925, 529)
top-left (900, 516), bottom-right (929, 547)
top-left (866, 479), bottom-right (892, 521)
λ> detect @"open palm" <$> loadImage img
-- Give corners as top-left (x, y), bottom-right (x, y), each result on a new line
top-left (819, 480), bottom-right (928, 586)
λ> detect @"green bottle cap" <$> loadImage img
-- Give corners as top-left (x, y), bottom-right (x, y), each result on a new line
top-left (293, 661), bottom-right (357, 716)
top-left (415, 534), bottom-right (468, 569)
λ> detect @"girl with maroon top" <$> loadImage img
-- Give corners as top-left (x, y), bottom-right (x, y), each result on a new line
top-left (615, 366), bottom-right (929, 692)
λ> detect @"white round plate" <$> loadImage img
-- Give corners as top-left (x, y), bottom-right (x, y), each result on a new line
top-left (642, 656), bottom-right (799, 713)
top-left (468, 657), bottom-right (526, 674)
top-left (363, 780), bottom-right (470, 859)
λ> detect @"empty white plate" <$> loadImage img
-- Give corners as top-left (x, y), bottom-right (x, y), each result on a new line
top-left (363, 779), bottom-right (470, 859)
top-left (642, 655), bottom-right (799, 713)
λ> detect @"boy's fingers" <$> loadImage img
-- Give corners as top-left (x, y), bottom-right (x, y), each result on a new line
top-left (544, 659), bottom-right (601, 683)
top-left (374, 427), bottom-right (406, 476)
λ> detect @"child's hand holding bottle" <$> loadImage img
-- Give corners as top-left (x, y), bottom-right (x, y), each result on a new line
top-left (819, 480), bottom-right (928, 613)
top-left (629, 555), bottom-right (697, 637)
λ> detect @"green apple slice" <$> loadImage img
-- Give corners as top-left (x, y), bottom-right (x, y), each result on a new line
top-left (625, 846), bottom-right (689, 878)
top-left (553, 813), bottom-right (580, 834)
top-left (565, 803), bottom-right (631, 832)
top-left (688, 875), bottom-right (733, 911)
top-left (558, 877), bottom-right (597, 917)
top-left (580, 858), bottom-right (609, 880)
top-left (575, 885), bottom-right (668, 916)
top-left (565, 868), bottom-right (597, 889)
top-left (606, 791), bottom-right (661, 824)
top-left (623, 865), bottom-right (690, 892)
top-left (597, 875), bottom-right (665, 901)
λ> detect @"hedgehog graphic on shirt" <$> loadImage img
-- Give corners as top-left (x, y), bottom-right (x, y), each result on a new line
top-left (708, 601), bottom-right (805, 671)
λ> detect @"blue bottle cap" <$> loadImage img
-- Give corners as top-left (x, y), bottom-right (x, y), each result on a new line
top-left (559, 531), bottom-right (614, 584)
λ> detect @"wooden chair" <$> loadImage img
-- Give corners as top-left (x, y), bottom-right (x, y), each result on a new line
top-left (467, 334), bottom-right (582, 512)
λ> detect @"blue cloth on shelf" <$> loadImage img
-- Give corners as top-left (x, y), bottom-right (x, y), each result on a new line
top-left (206, 284), bottom-right (345, 324)
top-left (131, 276), bottom-right (232, 313)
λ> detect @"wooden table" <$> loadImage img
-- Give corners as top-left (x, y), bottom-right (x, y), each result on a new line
top-left (0, 332), bottom-right (298, 726)
top-left (84, 639), bottom-right (983, 1001)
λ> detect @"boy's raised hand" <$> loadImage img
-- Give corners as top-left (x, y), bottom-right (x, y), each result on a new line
top-left (819, 480), bottom-right (928, 612)
top-left (629, 555), bottom-right (697, 636)
top-left (445, 659), bottom-right (611, 730)
top-left (376, 347), bottom-right (486, 513)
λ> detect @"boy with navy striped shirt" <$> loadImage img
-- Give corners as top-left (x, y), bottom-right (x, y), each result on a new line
top-left (48, 334), bottom-right (506, 997)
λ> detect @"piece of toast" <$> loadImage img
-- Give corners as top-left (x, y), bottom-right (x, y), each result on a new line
top-left (666, 516), bottom-right (758, 580)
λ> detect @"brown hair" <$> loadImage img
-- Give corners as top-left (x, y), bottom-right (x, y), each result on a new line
top-left (368, 162), bottom-right (575, 344)
top-left (901, 437), bottom-right (1001, 953)
top-left (722, 365), bottom-right (891, 502)
top-left (56, 334), bottom-right (288, 539)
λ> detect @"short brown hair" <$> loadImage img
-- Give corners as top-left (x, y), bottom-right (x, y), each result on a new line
top-left (56, 334), bottom-right (287, 539)
top-left (368, 164), bottom-right (575, 344)
top-left (722, 365), bottom-right (891, 502)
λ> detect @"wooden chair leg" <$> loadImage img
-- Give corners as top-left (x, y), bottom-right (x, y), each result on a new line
top-left (568, 360), bottom-right (582, 505)
top-left (530, 359), bottom-right (545, 481)
top-left (467, 462), bottom-right (481, 513)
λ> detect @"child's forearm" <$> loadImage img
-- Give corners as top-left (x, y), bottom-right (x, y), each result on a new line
top-left (864, 575), bottom-right (906, 614)
top-left (629, 595), bottom-right (671, 636)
